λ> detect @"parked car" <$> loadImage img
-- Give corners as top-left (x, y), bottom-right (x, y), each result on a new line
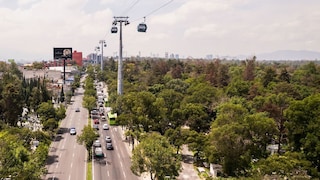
top-left (69, 127), bottom-right (76, 135)
top-left (102, 124), bottom-right (109, 130)
top-left (105, 136), bottom-right (112, 143)
top-left (106, 143), bottom-right (113, 150)
top-left (75, 107), bottom-right (80, 112)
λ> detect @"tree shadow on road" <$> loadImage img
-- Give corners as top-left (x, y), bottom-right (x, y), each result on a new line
top-left (45, 154), bottom-right (59, 166)
top-left (181, 154), bottom-right (194, 164)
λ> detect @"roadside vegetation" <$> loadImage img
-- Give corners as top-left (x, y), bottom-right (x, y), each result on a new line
top-left (100, 57), bottom-right (320, 179)
top-left (1, 57), bottom-right (320, 179)
top-left (0, 61), bottom-right (80, 179)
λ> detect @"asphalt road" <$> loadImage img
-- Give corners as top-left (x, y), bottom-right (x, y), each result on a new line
top-left (92, 124), bottom-right (139, 180)
top-left (44, 86), bottom-right (88, 180)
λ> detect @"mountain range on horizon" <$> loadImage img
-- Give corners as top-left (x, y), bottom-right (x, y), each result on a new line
top-left (254, 50), bottom-right (320, 61)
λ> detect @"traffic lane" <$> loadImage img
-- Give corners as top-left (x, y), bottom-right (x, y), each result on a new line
top-left (110, 126), bottom-right (139, 180)
top-left (93, 126), bottom-right (123, 180)
top-left (102, 126), bottom-right (139, 180)
top-left (45, 88), bottom-right (87, 180)
top-left (68, 88), bottom-right (88, 180)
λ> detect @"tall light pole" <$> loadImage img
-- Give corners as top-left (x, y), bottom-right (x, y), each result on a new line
top-left (95, 46), bottom-right (100, 65)
top-left (99, 40), bottom-right (106, 71)
top-left (112, 16), bottom-right (129, 95)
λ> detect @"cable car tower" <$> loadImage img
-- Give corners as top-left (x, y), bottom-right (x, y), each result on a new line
top-left (111, 16), bottom-right (129, 95)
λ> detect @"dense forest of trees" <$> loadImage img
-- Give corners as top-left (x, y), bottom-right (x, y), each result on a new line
top-left (99, 57), bottom-right (320, 179)
top-left (1, 58), bottom-right (320, 179)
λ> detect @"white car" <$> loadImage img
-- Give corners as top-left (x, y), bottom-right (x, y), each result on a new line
top-left (93, 140), bottom-right (101, 147)
top-left (105, 136), bottom-right (112, 143)
top-left (69, 127), bottom-right (76, 135)
top-left (102, 124), bottom-right (109, 130)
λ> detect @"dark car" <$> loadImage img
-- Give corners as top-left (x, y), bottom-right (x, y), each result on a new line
top-left (106, 143), bottom-right (113, 150)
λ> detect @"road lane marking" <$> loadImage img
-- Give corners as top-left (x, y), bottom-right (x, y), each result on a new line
top-left (120, 161), bottom-right (123, 168)
top-left (123, 171), bottom-right (127, 179)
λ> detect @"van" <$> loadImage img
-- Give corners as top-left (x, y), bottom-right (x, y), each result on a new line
top-left (95, 147), bottom-right (103, 157)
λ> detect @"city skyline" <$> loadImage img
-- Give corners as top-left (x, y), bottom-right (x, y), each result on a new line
top-left (0, 0), bottom-right (319, 62)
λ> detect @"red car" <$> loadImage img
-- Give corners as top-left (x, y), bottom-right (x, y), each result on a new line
top-left (94, 119), bottom-right (99, 124)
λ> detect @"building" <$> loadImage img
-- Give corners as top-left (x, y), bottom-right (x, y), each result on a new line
top-left (73, 50), bottom-right (83, 66)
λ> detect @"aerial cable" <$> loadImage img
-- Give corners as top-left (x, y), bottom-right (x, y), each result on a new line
top-left (131, 0), bottom-right (174, 23)
top-left (121, 0), bottom-right (141, 15)
top-left (144, 0), bottom-right (174, 17)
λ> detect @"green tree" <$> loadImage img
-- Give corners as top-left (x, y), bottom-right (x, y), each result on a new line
top-left (208, 101), bottom-right (277, 176)
top-left (82, 95), bottom-right (97, 111)
top-left (131, 132), bottom-right (181, 180)
top-left (0, 77), bottom-right (24, 126)
top-left (285, 93), bottom-right (320, 177)
top-left (252, 152), bottom-right (313, 179)
top-left (36, 101), bottom-right (56, 121)
top-left (76, 125), bottom-right (99, 160)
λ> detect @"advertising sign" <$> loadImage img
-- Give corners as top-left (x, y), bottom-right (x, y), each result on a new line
top-left (53, 47), bottom-right (72, 59)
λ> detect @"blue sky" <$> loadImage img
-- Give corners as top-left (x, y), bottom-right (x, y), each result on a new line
top-left (0, 0), bottom-right (319, 62)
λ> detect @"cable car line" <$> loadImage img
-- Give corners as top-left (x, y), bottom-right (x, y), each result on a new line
top-left (130, 0), bottom-right (174, 23)
top-left (144, 0), bottom-right (174, 18)
top-left (121, 0), bottom-right (141, 15)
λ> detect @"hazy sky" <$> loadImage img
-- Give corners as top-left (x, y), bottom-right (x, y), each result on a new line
top-left (0, 0), bottom-right (319, 62)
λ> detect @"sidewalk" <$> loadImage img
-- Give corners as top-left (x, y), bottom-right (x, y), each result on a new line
top-left (118, 127), bottom-right (200, 180)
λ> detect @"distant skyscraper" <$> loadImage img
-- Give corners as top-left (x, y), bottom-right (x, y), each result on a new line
top-left (206, 54), bottom-right (213, 60)
top-left (165, 52), bottom-right (169, 59)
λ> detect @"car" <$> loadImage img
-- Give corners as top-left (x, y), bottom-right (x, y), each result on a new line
top-left (93, 140), bottom-right (101, 147)
top-left (105, 136), bottom-right (112, 143)
top-left (106, 143), bottom-right (113, 150)
top-left (102, 124), bottom-right (109, 130)
top-left (69, 127), bottom-right (76, 135)
top-left (94, 147), bottom-right (104, 157)
top-left (75, 107), bottom-right (80, 112)
top-left (93, 124), bottom-right (99, 130)
top-left (94, 119), bottom-right (99, 124)
top-left (101, 116), bottom-right (106, 121)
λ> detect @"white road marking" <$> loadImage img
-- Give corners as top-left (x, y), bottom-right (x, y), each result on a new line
top-left (123, 171), bottom-right (127, 179)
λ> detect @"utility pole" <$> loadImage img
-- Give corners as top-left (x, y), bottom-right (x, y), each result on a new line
top-left (99, 40), bottom-right (106, 71)
top-left (112, 16), bottom-right (129, 95)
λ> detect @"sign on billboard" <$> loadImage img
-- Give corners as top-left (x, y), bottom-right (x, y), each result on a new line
top-left (53, 47), bottom-right (72, 59)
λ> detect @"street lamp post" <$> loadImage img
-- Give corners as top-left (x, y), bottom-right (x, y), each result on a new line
top-left (99, 40), bottom-right (106, 71)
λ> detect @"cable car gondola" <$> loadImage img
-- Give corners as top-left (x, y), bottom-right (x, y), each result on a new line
top-left (137, 23), bottom-right (147, 33)
top-left (111, 26), bottom-right (118, 33)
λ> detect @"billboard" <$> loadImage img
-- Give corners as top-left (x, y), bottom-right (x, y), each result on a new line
top-left (53, 47), bottom-right (72, 59)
